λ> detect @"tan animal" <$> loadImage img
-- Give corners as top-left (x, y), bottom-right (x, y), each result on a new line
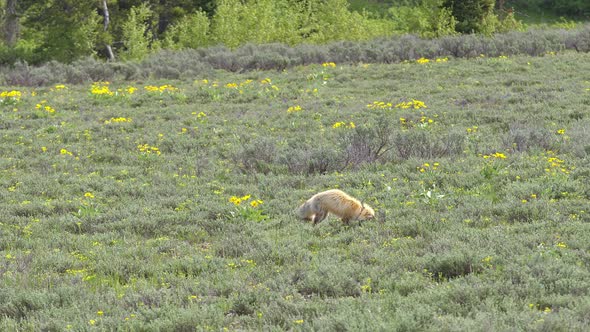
top-left (297, 189), bottom-right (375, 225)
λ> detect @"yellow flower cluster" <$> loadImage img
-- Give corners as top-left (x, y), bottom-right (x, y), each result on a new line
top-left (137, 144), bottom-right (161, 156)
top-left (260, 78), bottom-right (279, 92)
top-left (418, 162), bottom-right (440, 173)
top-left (36, 100), bottom-right (55, 113)
top-left (223, 80), bottom-right (253, 89)
top-left (368, 99), bottom-right (428, 110)
top-left (60, 148), bottom-right (74, 156)
top-left (91, 82), bottom-right (114, 96)
top-left (144, 84), bottom-right (178, 93)
top-left (1, 90), bottom-right (22, 100)
top-left (104, 117), bottom-right (132, 124)
top-left (54, 84), bottom-right (67, 90)
top-left (483, 152), bottom-right (507, 159)
top-left (416, 57), bottom-right (448, 64)
top-left (332, 121), bottom-right (355, 129)
top-left (199, 77), bottom-right (278, 97)
top-left (545, 152), bottom-right (572, 175)
top-left (419, 116), bottom-right (434, 124)
top-left (367, 101), bottom-right (393, 110)
top-left (466, 126), bottom-right (479, 134)
top-left (395, 99), bottom-right (427, 109)
top-left (90, 82), bottom-right (136, 97)
top-left (287, 105), bottom-right (302, 113)
top-left (322, 62), bottom-right (336, 68)
top-left (123, 86), bottom-right (137, 94)
top-left (229, 194), bottom-right (263, 207)
top-left (547, 156), bottom-right (564, 168)
top-left (229, 194), bottom-right (250, 205)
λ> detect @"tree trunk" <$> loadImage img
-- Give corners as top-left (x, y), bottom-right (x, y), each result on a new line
top-left (102, 0), bottom-right (115, 61)
top-left (4, 0), bottom-right (19, 46)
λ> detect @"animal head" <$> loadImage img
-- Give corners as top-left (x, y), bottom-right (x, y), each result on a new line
top-left (296, 202), bottom-right (311, 220)
top-left (358, 204), bottom-right (375, 221)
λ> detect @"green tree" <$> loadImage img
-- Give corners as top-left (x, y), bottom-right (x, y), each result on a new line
top-left (3, 0), bottom-right (19, 46)
top-left (388, 0), bottom-right (457, 38)
top-left (163, 10), bottom-right (211, 49)
top-left (120, 3), bottom-right (154, 61)
top-left (443, 0), bottom-right (495, 33)
top-left (16, 0), bottom-right (100, 63)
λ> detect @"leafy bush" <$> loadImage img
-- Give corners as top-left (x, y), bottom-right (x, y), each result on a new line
top-left (232, 137), bottom-right (279, 175)
top-left (510, 0), bottom-right (590, 18)
top-left (20, 0), bottom-right (101, 64)
top-left (281, 145), bottom-right (344, 175)
top-left (340, 121), bottom-right (397, 168)
top-left (504, 122), bottom-right (557, 152)
top-left (443, 0), bottom-right (496, 34)
top-left (164, 11), bottom-right (211, 50)
top-left (121, 4), bottom-right (155, 61)
top-left (210, 0), bottom-right (391, 49)
top-left (388, 0), bottom-right (458, 38)
top-left (395, 131), bottom-right (465, 159)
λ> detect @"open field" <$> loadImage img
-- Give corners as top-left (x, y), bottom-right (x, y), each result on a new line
top-left (1, 51), bottom-right (590, 330)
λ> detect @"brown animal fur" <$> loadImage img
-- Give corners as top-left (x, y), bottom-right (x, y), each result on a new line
top-left (297, 189), bottom-right (375, 225)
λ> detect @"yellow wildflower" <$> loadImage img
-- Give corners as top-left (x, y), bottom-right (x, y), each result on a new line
top-left (250, 200), bottom-right (263, 208)
top-left (229, 196), bottom-right (241, 205)
top-left (287, 105), bottom-right (302, 113)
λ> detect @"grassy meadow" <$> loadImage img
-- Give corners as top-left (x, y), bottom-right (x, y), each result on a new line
top-left (1, 51), bottom-right (590, 331)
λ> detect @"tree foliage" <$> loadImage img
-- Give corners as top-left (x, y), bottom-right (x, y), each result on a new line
top-left (0, 0), bottom-right (578, 64)
top-left (443, 0), bottom-right (496, 33)
top-left (120, 3), bottom-right (154, 61)
top-left (19, 0), bottom-right (100, 63)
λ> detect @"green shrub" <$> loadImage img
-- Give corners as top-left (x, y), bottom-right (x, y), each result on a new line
top-left (210, 0), bottom-right (388, 49)
top-left (443, 0), bottom-right (496, 34)
top-left (164, 11), bottom-right (211, 50)
top-left (2, 26), bottom-right (590, 86)
top-left (388, 0), bottom-right (458, 38)
top-left (305, 0), bottom-right (376, 43)
top-left (121, 4), bottom-right (155, 61)
top-left (19, 0), bottom-right (101, 64)
top-left (340, 120), bottom-right (397, 168)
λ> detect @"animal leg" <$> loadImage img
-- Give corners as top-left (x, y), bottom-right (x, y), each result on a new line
top-left (313, 210), bottom-right (327, 225)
